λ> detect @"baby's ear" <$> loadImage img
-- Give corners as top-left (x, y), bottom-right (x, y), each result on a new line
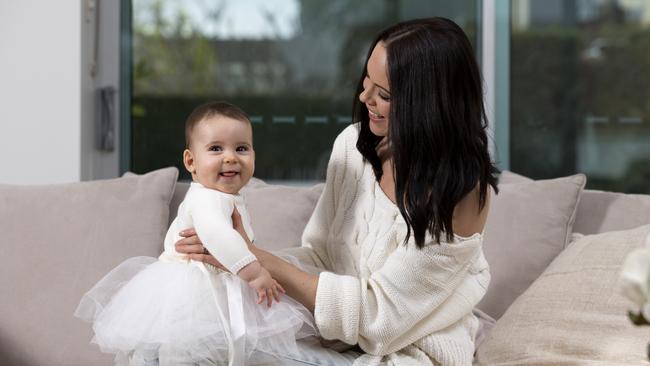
top-left (183, 149), bottom-right (195, 174)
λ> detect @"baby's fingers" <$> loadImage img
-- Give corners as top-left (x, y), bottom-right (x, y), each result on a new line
top-left (275, 280), bottom-right (286, 294)
top-left (271, 287), bottom-right (280, 303)
top-left (266, 289), bottom-right (273, 308)
top-left (257, 290), bottom-right (266, 305)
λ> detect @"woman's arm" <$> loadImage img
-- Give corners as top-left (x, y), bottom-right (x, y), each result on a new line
top-left (452, 183), bottom-right (492, 237)
top-left (227, 209), bottom-right (319, 312)
top-left (250, 244), bottom-right (319, 312)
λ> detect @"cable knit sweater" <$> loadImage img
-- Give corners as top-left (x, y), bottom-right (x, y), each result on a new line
top-left (286, 124), bottom-right (490, 366)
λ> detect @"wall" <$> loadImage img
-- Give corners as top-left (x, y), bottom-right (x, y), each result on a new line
top-left (0, 1), bottom-right (82, 184)
top-left (0, 0), bottom-right (120, 184)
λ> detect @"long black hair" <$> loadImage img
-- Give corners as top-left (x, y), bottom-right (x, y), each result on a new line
top-left (353, 17), bottom-right (499, 248)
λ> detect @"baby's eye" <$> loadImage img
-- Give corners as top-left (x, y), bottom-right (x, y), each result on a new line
top-left (208, 145), bottom-right (222, 152)
top-left (236, 146), bottom-right (249, 152)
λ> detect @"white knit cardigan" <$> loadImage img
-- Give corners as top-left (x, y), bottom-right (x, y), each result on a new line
top-left (286, 124), bottom-right (490, 366)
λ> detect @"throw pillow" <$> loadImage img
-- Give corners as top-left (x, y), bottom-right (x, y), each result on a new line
top-left (497, 170), bottom-right (533, 184)
top-left (477, 173), bottom-right (586, 319)
top-left (242, 182), bottom-right (324, 251)
top-left (500, 170), bottom-right (650, 236)
top-left (0, 167), bottom-right (178, 366)
top-left (475, 224), bottom-right (650, 365)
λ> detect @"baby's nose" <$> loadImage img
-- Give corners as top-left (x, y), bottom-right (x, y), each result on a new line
top-left (223, 152), bottom-right (237, 163)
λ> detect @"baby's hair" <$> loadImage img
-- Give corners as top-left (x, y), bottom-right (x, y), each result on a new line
top-left (185, 101), bottom-right (251, 148)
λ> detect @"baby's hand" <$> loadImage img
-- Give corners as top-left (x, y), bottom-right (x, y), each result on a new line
top-left (238, 261), bottom-right (285, 307)
top-left (248, 267), bottom-right (285, 308)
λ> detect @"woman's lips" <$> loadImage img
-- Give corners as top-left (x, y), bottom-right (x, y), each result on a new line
top-left (368, 110), bottom-right (384, 122)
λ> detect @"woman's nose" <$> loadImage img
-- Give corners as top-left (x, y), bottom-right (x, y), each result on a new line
top-left (359, 77), bottom-right (374, 105)
top-left (359, 87), bottom-right (372, 104)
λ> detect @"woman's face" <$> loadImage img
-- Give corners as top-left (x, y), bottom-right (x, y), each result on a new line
top-left (359, 42), bottom-right (391, 137)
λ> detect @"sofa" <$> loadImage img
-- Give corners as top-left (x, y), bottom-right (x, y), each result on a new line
top-left (1, 167), bottom-right (649, 365)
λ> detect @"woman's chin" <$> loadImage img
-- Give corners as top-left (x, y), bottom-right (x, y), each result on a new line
top-left (369, 121), bottom-right (388, 137)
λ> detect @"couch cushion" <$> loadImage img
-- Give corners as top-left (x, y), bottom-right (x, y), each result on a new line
top-left (475, 224), bottom-right (650, 365)
top-left (499, 171), bottom-right (650, 235)
top-left (0, 167), bottom-right (178, 366)
top-left (574, 190), bottom-right (650, 235)
top-left (477, 173), bottom-right (586, 319)
top-left (242, 182), bottom-right (324, 252)
top-left (170, 178), bottom-right (324, 252)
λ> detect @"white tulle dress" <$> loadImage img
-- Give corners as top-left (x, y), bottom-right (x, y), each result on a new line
top-left (75, 183), bottom-right (317, 366)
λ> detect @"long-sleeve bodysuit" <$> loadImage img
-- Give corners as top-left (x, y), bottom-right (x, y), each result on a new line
top-left (160, 182), bottom-right (256, 274)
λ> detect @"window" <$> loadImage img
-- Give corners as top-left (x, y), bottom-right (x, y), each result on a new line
top-left (510, 0), bottom-right (650, 193)
top-left (126, 0), bottom-right (480, 182)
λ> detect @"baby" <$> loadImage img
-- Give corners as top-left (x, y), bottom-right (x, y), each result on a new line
top-left (76, 101), bottom-right (315, 366)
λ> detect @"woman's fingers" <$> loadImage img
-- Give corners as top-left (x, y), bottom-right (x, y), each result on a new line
top-left (187, 253), bottom-right (228, 271)
top-left (175, 242), bottom-right (201, 254)
top-left (175, 229), bottom-right (204, 254)
top-left (188, 253), bottom-right (213, 265)
top-left (179, 228), bottom-right (197, 238)
top-left (175, 235), bottom-right (202, 249)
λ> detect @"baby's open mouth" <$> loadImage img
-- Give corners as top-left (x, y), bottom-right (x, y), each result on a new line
top-left (219, 171), bottom-right (238, 177)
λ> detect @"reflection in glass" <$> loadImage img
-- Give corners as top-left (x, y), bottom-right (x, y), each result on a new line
top-left (130, 0), bottom-right (479, 182)
top-left (511, 0), bottom-right (650, 193)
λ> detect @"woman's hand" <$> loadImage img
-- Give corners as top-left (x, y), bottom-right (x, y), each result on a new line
top-left (175, 229), bottom-right (227, 271)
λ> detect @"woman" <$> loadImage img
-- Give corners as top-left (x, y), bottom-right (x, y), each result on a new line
top-left (177, 17), bottom-right (498, 365)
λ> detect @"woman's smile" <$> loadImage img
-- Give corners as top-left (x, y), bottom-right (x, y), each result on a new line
top-left (368, 109), bottom-right (385, 122)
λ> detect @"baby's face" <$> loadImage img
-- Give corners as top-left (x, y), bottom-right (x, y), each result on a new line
top-left (186, 115), bottom-right (254, 194)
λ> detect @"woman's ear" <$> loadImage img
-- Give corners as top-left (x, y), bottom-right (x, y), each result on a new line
top-left (183, 149), bottom-right (195, 174)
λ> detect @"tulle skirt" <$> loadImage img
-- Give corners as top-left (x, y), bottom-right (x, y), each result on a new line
top-left (75, 256), bottom-right (317, 365)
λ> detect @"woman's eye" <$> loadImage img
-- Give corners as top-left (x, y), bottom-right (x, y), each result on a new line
top-left (208, 145), bottom-right (222, 152)
top-left (379, 93), bottom-right (391, 101)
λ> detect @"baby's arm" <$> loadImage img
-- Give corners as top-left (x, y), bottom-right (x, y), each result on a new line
top-left (188, 190), bottom-right (283, 306)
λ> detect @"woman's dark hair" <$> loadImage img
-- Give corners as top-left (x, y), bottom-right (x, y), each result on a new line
top-left (353, 17), bottom-right (499, 248)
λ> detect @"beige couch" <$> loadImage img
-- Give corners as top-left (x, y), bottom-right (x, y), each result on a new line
top-left (1, 167), bottom-right (649, 365)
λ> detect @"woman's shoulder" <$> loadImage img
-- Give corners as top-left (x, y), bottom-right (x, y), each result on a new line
top-left (329, 123), bottom-right (365, 173)
top-left (452, 183), bottom-right (492, 238)
top-left (332, 123), bottom-right (361, 151)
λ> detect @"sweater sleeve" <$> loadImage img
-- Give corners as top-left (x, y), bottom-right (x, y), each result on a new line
top-left (187, 189), bottom-right (257, 274)
top-left (282, 125), bottom-right (355, 270)
top-left (315, 229), bottom-right (489, 356)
